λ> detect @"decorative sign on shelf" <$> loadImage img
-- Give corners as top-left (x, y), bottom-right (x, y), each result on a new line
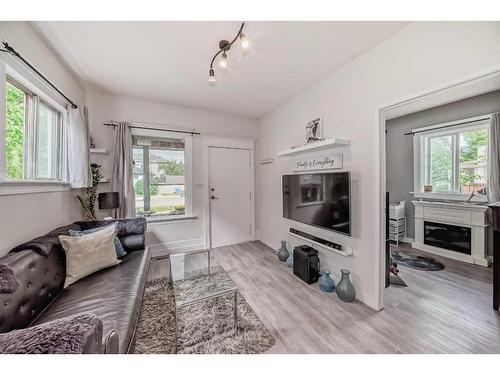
top-left (294, 153), bottom-right (343, 172)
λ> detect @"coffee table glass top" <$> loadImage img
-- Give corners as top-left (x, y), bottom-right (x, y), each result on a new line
top-left (170, 251), bottom-right (237, 307)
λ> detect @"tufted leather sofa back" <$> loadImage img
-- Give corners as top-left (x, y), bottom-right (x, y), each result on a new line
top-left (0, 247), bottom-right (65, 333)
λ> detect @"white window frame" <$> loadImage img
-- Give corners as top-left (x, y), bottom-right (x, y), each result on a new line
top-left (413, 114), bottom-right (491, 202)
top-left (0, 61), bottom-right (69, 195)
top-left (131, 127), bottom-right (193, 222)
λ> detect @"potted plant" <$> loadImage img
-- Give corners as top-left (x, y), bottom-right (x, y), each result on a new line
top-left (77, 163), bottom-right (103, 220)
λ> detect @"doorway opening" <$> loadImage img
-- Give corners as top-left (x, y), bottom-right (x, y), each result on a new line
top-left (378, 69), bottom-right (500, 312)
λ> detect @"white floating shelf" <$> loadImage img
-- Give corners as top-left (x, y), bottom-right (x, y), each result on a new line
top-left (289, 231), bottom-right (353, 257)
top-left (277, 138), bottom-right (350, 157)
top-left (90, 148), bottom-right (109, 155)
top-left (99, 178), bottom-right (110, 183)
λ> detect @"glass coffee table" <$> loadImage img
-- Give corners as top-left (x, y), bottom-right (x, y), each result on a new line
top-left (169, 250), bottom-right (238, 348)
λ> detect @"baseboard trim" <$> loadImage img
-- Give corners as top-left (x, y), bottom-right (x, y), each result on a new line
top-left (257, 239), bottom-right (379, 311)
top-left (402, 236), bottom-right (415, 244)
top-left (412, 241), bottom-right (490, 267)
top-left (149, 238), bottom-right (206, 258)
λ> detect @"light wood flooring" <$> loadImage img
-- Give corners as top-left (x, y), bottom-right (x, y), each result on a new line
top-left (148, 241), bottom-right (500, 353)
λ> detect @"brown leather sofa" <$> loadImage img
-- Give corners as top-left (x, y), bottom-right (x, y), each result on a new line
top-left (0, 218), bottom-right (149, 353)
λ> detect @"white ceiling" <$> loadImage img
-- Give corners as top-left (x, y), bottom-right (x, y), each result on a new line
top-left (32, 21), bottom-right (409, 119)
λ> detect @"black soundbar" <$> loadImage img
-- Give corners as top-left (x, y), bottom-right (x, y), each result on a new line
top-left (289, 228), bottom-right (343, 251)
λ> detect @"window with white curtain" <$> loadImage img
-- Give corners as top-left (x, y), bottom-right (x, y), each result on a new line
top-left (3, 74), bottom-right (65, 182)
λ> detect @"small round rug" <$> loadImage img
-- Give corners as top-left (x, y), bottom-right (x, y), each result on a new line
top-left (392, 251), bottom-right (445, 271)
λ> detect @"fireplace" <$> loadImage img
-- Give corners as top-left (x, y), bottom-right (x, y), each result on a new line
top-left (412, 201), bottom-right (489, 267)
top-left (424, 221), bottom-right (471, 255)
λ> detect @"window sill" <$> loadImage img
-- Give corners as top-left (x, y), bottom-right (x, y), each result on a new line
top-left (411, 192), bottom-right (488, 203)
top-left (296, 201), bottom-right (324, 208)
top-left (143, 215), bottom-right (198, 224)
top-left (0, 180), bottom-right (71, 196)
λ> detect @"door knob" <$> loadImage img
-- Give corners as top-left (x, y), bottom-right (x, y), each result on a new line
top-left (211, 195), bottom-right (218, 200)
top-left (211, 188), bottom-right (215, 192)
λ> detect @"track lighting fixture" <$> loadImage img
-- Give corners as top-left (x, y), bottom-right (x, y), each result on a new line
top-left (208, 69), bottom-right (216, 84)
top-left (208, 22), bottom-right (249, 85)
top-left (219, 51), bottom-right (228, 69)
top-left (239, 32), bottom-right (249, 50)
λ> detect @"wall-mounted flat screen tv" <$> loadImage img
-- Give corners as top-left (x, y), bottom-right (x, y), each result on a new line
top-left (282, 172), bottom-right (351, 236)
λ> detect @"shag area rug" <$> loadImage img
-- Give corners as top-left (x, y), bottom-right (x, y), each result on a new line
top-left (132, 278), bottom-right (275, 354)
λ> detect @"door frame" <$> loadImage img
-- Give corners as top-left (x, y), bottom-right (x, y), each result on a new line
top-left (202, 135), bottom-right (255, 249)
top-left (376, 66), bottom-right (500, 310)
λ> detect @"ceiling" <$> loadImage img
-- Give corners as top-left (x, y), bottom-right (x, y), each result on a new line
top-left (32, 21), bottom-right (409, 119)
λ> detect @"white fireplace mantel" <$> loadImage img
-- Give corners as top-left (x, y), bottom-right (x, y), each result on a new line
top-left (412, 200), bottom-right (491, 267)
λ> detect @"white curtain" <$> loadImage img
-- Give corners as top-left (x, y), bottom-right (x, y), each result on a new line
top-left (111, 123), bottom-right (135, 218)
top-left (488, 113), bottom-right (500, 203)
top-left (67, 106), bottom-right (91, 188)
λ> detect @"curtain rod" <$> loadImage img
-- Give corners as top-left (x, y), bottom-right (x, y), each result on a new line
top-left (404, 116), bottom-right (491, 136)
top-left (103, 122), bottom-right (201, 136)
top-left (0, 40), bottom-right (78, 109)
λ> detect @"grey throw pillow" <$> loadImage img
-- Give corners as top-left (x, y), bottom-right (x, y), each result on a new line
top-left (59, 224), bottom-right (121, 288)
top-left (0, 264), bottom-right (18, 293)
top-left (69, 223), bottom-right (126, 257)
top-left (0, 313), bottom-right (100, 354)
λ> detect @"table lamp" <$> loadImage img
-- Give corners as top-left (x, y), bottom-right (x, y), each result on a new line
top-left (98, 192), bottom-right (119, 220)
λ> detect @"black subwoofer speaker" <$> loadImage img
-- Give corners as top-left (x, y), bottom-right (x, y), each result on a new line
top-left (293, 245), bottom-right (320, 284)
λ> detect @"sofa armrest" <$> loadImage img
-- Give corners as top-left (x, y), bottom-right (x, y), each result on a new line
top-left (119, 234), bottom-right (145, 252)
top-left (75, 218), bottom-right (147, 237)
top-left (82, 318), bottom-right (104, 354)
top-left (104, 330), bottom-right (119, 354)
top-left (74, 218), bottom-right (147, 252)
top-left (0, 314), bottom-right (104, 354)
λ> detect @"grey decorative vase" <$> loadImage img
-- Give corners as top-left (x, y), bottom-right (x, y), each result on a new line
top-left (277, 240), bottom-right (289, 262)
top-left (286, 249), bottom-right (294, 268)
top-left (319, 271), bottom-right (335, 293)
top-left (336, 269), bottom-right (356, 302)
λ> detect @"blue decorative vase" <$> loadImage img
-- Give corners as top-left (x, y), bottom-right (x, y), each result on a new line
top-left (277, 240), bottom-right (289, 262)
top-left (336, 269), bottom-right (356, 302)
top-left (319, 271), bottom-right (335, 293)
top-left (286, 249), bottom-right (294, 268)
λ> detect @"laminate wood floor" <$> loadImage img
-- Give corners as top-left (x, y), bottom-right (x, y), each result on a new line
top-left (215, 241), bottom-right (500, 353)
top-left (148, 241), bottom-right (500, 353)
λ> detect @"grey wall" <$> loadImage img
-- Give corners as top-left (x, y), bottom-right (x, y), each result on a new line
top-left (386, 89), bottom-right (500, 240)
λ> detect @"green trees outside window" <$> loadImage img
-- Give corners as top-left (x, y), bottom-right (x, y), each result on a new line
top-left (424, 126), bottom-right (488, 193)
top-left (6, 82), bottom-right (25, 179)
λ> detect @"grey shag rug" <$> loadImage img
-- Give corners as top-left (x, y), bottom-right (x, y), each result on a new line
top-left (132, 278), bottom-right (275, 354)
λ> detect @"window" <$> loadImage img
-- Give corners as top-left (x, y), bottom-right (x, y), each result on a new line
top-left (416, 119), bottom-right (489, 196)
top-left (5, 78), bottom-right (63, 181)
top-left (132, 135), bottom-right (190, 218)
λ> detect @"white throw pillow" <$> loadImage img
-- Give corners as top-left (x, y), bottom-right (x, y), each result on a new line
top-left (59, 224), bottom-right (121, 288)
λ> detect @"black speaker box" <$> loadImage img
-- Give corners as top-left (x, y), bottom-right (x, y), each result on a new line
top-left (293, 245), bottom-right (320, 284)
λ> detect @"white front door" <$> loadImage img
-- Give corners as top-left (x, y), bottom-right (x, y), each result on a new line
top-left (209, 147), bottom-right (253, 248)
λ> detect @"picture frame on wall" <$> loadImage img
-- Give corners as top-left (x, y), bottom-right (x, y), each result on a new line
top-left (305, 117), bottom-right (323, 143)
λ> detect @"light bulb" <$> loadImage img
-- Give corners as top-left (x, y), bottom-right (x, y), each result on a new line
top-left (208, 69), bottom-right (216, 84)
top-left (240, 32), bottom-right (249, 50)
top-left (219, 51), bottom-right (228, 69)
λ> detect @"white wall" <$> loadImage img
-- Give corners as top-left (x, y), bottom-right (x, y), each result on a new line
top-left (0, 22), bottom-right (86, 256)
top-left (86, 92), bottom-right (258, 253)
top-left (255, 22), bottom-right (500, 309)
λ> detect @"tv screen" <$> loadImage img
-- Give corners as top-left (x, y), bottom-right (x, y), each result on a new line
top-left (282, 172), bottom-right (351, 236)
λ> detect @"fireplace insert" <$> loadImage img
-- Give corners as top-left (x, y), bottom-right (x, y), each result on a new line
top-left (424, 221), bottom-right (471, 255)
